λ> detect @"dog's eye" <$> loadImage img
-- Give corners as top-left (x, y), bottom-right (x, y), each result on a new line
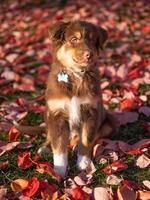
top-left (70, 37), bottom-right (78, 43)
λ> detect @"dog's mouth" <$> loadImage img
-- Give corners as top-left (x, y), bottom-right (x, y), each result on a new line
top-left (72, 57), bottom-right (91, 67)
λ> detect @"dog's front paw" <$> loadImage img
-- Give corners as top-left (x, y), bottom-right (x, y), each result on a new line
top-left (77, 154), bottom-right (91, 170)
top-left (37, 146), bottom-right (50, 155)
top-left (54, 165), bottom-right (67, 177)
top-left (53, 152), bottom-right (68, 177)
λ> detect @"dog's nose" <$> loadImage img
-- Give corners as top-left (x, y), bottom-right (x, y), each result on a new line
top-left (83, 50), bottom-right (92, 60)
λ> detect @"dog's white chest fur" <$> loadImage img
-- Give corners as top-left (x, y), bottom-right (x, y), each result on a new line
top-left (69, 96), bottom-right (81, 128)
top-left (47, 96), bottom-right (98, 127)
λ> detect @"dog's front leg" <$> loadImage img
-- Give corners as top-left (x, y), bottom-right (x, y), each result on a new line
top-left (77, 107), bottom-right (99, 170)
top-left (47, 112), bottom-right (70, 177)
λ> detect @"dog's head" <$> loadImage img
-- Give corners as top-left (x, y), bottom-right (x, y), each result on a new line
top-left (49, 21), bottom-right (108, 71)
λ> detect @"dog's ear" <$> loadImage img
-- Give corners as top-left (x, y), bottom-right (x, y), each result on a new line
top-left (96, 27), bottom-right (108, 50)
top-left (49, 21), bottom-right (70, 42)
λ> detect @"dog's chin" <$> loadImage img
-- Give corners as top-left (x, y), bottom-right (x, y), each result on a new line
top-left (72, 58), bottom-right (92, 68)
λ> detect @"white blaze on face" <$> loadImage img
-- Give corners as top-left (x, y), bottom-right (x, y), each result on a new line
top-left (56, 45), bottom-right (76, 68)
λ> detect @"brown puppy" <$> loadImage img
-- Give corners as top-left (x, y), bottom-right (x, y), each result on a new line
top-left (38, 21), bottom-right (115, 177)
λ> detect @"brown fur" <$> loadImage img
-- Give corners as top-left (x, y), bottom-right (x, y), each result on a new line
top-left (42, 21), bottom-right (115, 158)
top-left (16, 20), bottom-right (116, 176)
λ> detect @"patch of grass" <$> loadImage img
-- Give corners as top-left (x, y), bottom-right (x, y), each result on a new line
top-left (6, 91), bottom-right (38, 101)
top-left (25, 112), bottom-right (44, 126)
top-left (111, 122), bottom-right (146, 143)
top-left (138, 84), bottom-right (150, 95)
top-left (146, 96), bottom-right (150, 107)
top-left (109, 102), bottom-right (118, 110)
top-left (120, 155), bottom-right (150, 185)
top-left (139, 113), bottom-right (150, 122)
top-left (107, 41), bottom-right (121, 49)
top-left (93, 162), bottom-right (107, 187)
top-left (0, 133), bottom-right (7, 141)
top-left (108, 81), bottom-right (121, 92)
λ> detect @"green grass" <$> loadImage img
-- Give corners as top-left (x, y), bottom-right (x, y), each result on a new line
top-left (111, 122), bottom-right (147, 143)
top-left (25, 112), bottom-right (44, 126)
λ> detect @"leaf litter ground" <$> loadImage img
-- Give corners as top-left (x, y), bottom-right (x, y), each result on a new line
top-left (0, 0), bottom-right (150, 199)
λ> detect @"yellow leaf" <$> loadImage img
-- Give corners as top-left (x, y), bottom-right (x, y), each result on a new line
top-left (11, 179), bottom-right (28, 192)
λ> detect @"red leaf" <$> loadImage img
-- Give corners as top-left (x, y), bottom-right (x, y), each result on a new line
top-left (142, 25), bottom-right (150, 33)
top-left (17, 152), bottom-right (34, 169)
top-left (71, 187), bottom-right (90, 200)
top-left (40, 181), bottom-right (58, 199)
top-left (122, 180), bottom-right (140, 190)
top-left (103, 160), bottom-right (128, 175)
top-left (128, 68), bottom-right (140, 79)
top-left (36, 162), bottom-right (60, 181)
top-left (117, 184), bottom-right (136, 200)
top-left (22, 177), bottom-right (40, 198)
top-left (127, 139), bottom-right (150, 155)
top-left (120, 99), bottom-right (135, 110)
top-left (13, 83), bottom-right (35, 92)
top-left (127, 149), bottom-right (144, 155)
top-left (8, 126), bottom-right (21, 142)
top-left (0, 160), bottom-right (9, 170)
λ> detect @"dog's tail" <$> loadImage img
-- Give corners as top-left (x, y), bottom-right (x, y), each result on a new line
top-left (13, 120), bottom-right (45, 135)
top-left (98, 112), bottom-right (117, 138)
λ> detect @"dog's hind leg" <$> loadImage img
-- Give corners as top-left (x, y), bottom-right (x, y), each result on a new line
top-left (97, 112), bottom-right (116, 139)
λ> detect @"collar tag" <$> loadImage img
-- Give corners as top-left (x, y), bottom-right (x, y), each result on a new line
top-left (57, 72), bottom-right (68, 83)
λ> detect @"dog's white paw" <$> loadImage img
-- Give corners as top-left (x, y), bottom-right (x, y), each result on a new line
top-left (54, 165), bottom-right (67, 177)
top-left (77, 154), bottom-right (91, 170)
top-left (53, 152), bottom-right (68, 177)
top-left (37, 146), bottom-right (50, 155)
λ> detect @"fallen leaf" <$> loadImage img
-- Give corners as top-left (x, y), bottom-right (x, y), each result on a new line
top-left (106, 174), bottom-right (123, 185)
top-left (138, 106), bottom-right (150, 117)
top-left (8, 126), bottom-right (21, 142)
top-left (36, 162), bottom-right (60, 181)
top-left (127, 139), bottom-right (150, 155)
top-left (6, 53), bottom-right (18, 63)
top-left (143, 180), bottom-right (150, 190)
top-left (40, 181), bottom-right (58, 199)
top-left (11, 179), bottom-right (29, 192)
top-left (106, 150), bottom-right (119, 162)
top-left (93, 187), bottom-right (113, 200)
top-left (115, 112), bottom-right (139, 126)
top-left (0, 160), bottom-right (9, 170)
top-left (137, 190), bottom-right (150, 200)
top-left (0, 141), bottom-right (19, 156)
top-left (22, 177), bottom-right (40, 198)
top-left (17, 143), bottom-right (33, 150)
top-left (17, 152), bottom-right (34, 169)
top-left (136, 154), bottom-right (150, 168)
top-left (71, 187), bottom-right (90, 200)
top-left (13, 83), bottom-right (35, 92)
top-left (1, 70), bottom-right (20, 81)
top-left (117, 184), bottom-right (136, 200)
top-left (103, 160), bottom-right (128, 175)
top-left (121, 180), bottom-right (140, 190)
top-left (74, 172), bottom-right (92, 186)
top-left (0, 187), bottom-right (7, 200)
top-left (120, 99), bottom-right (135, 110)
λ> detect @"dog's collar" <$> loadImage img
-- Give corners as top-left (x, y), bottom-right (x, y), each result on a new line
top-left (57, 68), bottom-right (86, 83)
top-left (57, 71), bottom-right (69, 83)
